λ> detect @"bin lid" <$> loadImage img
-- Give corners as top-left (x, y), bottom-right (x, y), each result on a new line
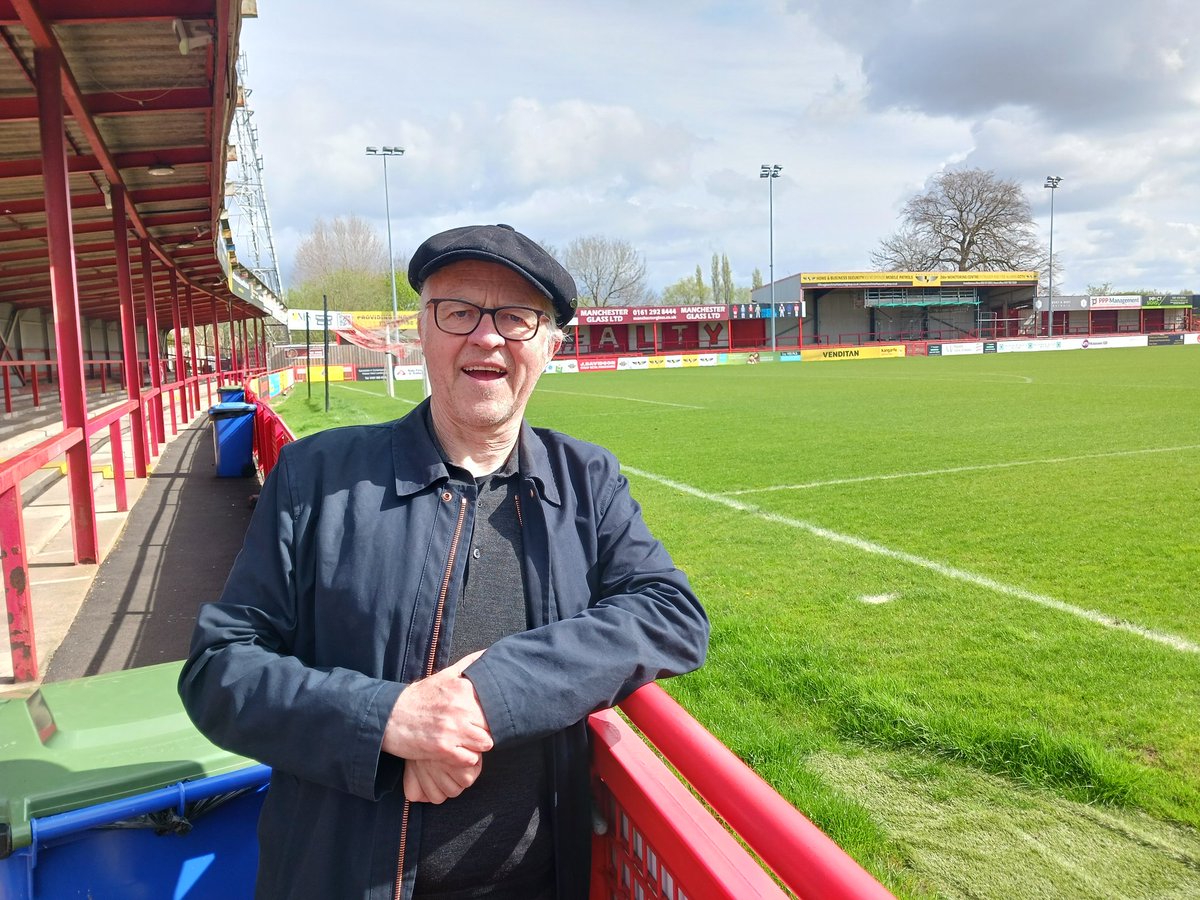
top-left (207, 401), bottom-right (256, 416)
top-left (0, 662), bottom-right (255, 854)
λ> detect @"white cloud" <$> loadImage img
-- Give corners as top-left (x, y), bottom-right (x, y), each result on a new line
top-left (238, 1), bottom-right (1200, 296)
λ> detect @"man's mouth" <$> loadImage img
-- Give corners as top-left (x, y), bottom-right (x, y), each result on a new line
top-left (462, 363), bottom-right (507, 382)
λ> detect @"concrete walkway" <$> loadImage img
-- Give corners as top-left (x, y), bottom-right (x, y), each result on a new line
top-left (0, 382), bottom-right (256, 693)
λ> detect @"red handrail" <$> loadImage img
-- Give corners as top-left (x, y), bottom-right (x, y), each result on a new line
top-left (244, 383), bottom-right (295, 480)
top-left (611, 684), bottom-right (894, 899)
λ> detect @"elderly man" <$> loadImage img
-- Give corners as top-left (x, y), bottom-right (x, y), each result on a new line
top-left (179, 224), bottom-right (709, 900)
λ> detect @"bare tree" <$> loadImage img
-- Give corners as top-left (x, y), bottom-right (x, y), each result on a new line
top-left (872, 169), bottom-right (1045, 273)
top-left (294, 215), bottom-right (389, 283)
top-left (563, 236), bottom-right (648, 307)
top-left (288, 215), bottom-right (420, 311)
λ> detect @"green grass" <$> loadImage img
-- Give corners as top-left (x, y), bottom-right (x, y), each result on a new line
top-left (273, 347), bottom-right (1200, 898)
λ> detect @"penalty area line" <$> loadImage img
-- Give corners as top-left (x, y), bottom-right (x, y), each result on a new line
top-left (539, 388), bottom-right (702, 409)
top-left (725, 443), bottom-right (1200, 496)
top-left (337, 384), bottom-right (420, 405)
top-left (624, 465), bottom-right (1200, 655)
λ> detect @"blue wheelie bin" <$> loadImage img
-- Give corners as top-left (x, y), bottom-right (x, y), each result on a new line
top-left (208, 402), bottom-right (257, 477)
top-left (0, 663), bottom-right (268, 899)
top-left (216, 386), bottom-right (245, 403)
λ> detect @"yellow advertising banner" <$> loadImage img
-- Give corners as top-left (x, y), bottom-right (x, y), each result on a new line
top-left (803, 345), bottom-right (907, 362)
top-left (307, 365), bottom-right (348, 382)
top-left (799, 271), bottom-right (1037, 287)
top-left (681, 354), bottom-right (700, 368)
top-left (349, 310), bottom-right (421, 329)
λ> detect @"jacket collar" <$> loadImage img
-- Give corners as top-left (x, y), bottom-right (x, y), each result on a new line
top-left (390, 398), bottom-right (561, 506)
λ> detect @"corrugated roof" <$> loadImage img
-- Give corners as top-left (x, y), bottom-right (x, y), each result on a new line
top-left (0, 1), bottom-right (278, 327)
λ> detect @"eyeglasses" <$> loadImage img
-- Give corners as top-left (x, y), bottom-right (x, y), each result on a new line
top-left (427, 298), bottom-right (549, 341)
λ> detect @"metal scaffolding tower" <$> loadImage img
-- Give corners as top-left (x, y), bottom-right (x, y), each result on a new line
top-left (227, 53), bottom-right (284, 297)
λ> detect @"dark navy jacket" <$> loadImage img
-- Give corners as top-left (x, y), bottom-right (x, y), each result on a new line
top-left (178, 401), bottom-right (709, 899)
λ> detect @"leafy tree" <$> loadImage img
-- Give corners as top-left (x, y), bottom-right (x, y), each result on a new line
top-left (752, 268), bottom-right (763, 289)
top-left (872, 168), bottom-right (1045, 274)
top-left (287, 271), bottom-right (387, 311)
top-left (563, 235), bottom-right (649, 306)
top-left (710, 254), bottom-right (721, 306)
top-left (661, 274), bottom-right (710, 305)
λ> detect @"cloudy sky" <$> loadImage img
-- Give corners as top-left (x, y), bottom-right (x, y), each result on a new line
top-left (233, 0), bottom-right (1200, 298)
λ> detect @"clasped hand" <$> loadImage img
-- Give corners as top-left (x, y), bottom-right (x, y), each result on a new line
top-left (383, 651), bottom-right (492, 804)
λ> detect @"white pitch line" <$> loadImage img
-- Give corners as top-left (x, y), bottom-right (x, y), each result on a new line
top-left (860, 593), bottom-right (897, 605)
top-left (624, 465), bottom-right (1200, 654)
top-left (724, 443), bottom-right (1200, 496)
top-left (539, 388), bottom-right (702, 409)
top-left (798, 371), bottom-right (1034, 385)
top-left (338, 384), bottom-right (419, 405)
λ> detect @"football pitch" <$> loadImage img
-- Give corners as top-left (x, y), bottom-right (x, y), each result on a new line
top-left (276, 346), bottom-right (1200, 898)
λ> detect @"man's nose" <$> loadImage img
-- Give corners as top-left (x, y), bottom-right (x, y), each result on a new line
top-left (468, 311), bottom-right (506, 346)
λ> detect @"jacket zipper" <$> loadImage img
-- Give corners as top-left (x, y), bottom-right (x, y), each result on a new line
top-left (394, 494), bottom-right (469, 900)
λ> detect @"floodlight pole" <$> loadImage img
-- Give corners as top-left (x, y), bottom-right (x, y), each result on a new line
top-left (1044, 175), bottom-right (1062, 339)
top-left (760, 164), bottom-right (782, 354)
top-left (367, 145), bottom-right (405, 397)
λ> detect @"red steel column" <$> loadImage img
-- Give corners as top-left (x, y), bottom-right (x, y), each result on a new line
top-left (210, 293), bottom-right (223, 386)
top-left (169, 268), bottom-right (188, 423)
top-left (186, 283), bottom-right (201, 409)
top-left (228, 304), bottom-right (238, 379)
top-left (140, 239), bottom-right (165, 447)
top-left (36, 48), bottom-right (97, 564)
top-left (111, 185), bottom-right (148, 478)
top-left (0, 486), bottom-right (37, 681)
top-left (240, 317), bottom-right (249, 378)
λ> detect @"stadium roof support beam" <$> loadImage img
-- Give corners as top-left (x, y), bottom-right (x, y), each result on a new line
top-left (111, 182), bottom-right (149, 479)
top-left (35, 45), bottom-right (97, 564)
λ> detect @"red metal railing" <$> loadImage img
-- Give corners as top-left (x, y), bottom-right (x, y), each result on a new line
top-left (244, 383), bottom-right (295, 479)
top-left (593, 685), bottom-right (893, 899)
top-left (0, 357), bottom-right (248, 683)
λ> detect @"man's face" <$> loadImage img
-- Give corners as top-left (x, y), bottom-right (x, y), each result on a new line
top-left (418, 260), bottom-right (562, 433)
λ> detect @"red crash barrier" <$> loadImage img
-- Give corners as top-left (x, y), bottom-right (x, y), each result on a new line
top-left (591, 684), bottom-right (894, 899)
top-left (244, 384), bottom-right (295, 481)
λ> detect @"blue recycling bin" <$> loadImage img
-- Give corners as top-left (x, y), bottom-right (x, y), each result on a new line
top-left (217, 386), bottom-right (245, 403)
top-left (208, 402), bottom-right (256, 477)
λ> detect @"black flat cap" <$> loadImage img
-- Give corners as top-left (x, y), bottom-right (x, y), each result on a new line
top-left (408, 224), bottom-right (578, 327)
